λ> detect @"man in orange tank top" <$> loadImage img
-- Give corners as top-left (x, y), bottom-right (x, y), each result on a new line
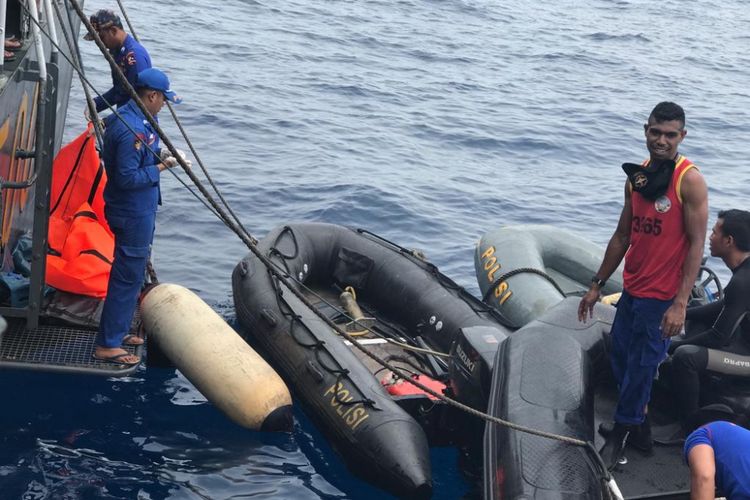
top-left (578, 102), bottom-right (708, 470)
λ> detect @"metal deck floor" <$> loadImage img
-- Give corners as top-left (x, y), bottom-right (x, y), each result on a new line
top-left (0, 319), bottom-right (142, 376)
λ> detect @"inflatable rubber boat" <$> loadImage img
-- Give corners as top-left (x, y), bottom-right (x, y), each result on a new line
top-left (475, 225), bottom-right (624, 328)
top-left (232, 223), bottom-right (513, 498)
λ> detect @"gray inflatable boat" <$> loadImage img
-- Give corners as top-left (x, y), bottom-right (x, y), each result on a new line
top-left (475, 225), bottom-right (623, 328)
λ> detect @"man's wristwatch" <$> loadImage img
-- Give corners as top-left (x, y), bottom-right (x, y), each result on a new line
top-left (591, 276), bottom-right (607, 289)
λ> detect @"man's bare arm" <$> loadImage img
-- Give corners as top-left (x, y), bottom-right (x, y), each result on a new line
top-left (661, 168), bottom-right (708, 337)
top-left (688, 444), bottom-right (716, 500)
top-left (578, 182), bottom-right (632, 322)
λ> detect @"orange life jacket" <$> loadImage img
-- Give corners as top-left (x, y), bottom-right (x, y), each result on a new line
top-left (45, 125), bottom-right (114, 297)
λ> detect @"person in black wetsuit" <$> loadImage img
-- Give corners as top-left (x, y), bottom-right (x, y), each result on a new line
top-left (670, 209), bottom-right (750, 434)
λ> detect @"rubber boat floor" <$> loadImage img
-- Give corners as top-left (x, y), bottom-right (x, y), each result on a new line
top-left (303, 288), bottom-right (443, 378)
top-left (0, 318), bottom-right (142, 376)
top-left (594, 385), bottom-right (689, 499)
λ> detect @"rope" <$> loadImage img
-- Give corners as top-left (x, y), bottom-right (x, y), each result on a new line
top-left (114, 0), bottom-right (138, 40)
top-left (482, 267), bottom-right (567, 303)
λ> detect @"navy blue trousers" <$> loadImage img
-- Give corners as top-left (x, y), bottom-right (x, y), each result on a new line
top-left (610, 291), bottom-right (673, 425)
top-left (96, 211), bottom-right (155, 348)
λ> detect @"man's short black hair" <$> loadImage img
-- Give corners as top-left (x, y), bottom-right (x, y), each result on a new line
top-left (718, 209), bottom-right (750, 251)
top-left (649, 101), bottom-right (686, 127)
top-left (684, 404), bottom-right (748, 434)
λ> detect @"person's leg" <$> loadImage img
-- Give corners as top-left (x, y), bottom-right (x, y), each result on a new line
top-left (601, 296), bottom-right (671, 469)
top-left (610, 291), bottom-right (634, 391)
top-left (614, 296), bottom-right (672, 425)
top-left (95, 212), bottom-right (155, 362)
top-left (601, 292), bottom-right (638, 469)
top-left (671, 344), bottom-right (708, 420)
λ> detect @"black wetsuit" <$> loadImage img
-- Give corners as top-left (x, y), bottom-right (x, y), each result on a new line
top-left (671, 257), bottom-right (750, 418)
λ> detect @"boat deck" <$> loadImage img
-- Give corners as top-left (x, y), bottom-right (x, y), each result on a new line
top-left (0, 318), bottom-right (143, 377)
top-left (595, 386), bottom-right (689, 499)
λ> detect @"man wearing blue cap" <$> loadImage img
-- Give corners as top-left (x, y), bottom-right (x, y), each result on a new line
top-left (93, 68), bottom-right (188, 366)
top-left (84, 9), bottom-right (152, 113)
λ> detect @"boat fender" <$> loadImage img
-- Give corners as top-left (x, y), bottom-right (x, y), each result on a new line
top-left (141, 283), bottom-right (293, 432)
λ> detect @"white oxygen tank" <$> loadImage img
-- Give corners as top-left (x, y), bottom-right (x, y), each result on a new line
top-left (140, 283), bottom-right (292, 431)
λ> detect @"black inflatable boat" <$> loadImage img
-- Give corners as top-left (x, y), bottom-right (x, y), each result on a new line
top-left (232, 223), bottom-right (512, 498)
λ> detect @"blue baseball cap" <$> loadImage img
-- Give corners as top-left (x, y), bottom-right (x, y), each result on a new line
top-left (135, 68), bottom-right (182, 104)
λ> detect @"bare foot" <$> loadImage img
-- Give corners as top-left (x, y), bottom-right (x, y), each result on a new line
top-left (122, 334), bottom-right (144, 346)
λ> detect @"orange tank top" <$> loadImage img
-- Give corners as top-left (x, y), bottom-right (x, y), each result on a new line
top-left (623, 155), bottom-right (697, 300)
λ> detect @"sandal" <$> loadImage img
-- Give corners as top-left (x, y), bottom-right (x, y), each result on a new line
top-left (122, 334), bottom-right (144, 346)
top-left (92, 351), bottom-right (141, 366)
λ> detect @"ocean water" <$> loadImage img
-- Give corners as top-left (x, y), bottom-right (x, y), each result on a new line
top-left (1, 0), bottom-right (748, 498)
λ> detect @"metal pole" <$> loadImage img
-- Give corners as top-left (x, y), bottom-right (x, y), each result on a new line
top-left (27, 0), bottom-right (47, 81)
top-left (26, 66), bottom-right (56, 330)
top-left (42, 0), bottom-right (59, 64)
top-left (24, 0), bottom-right (54, 328)
top-left (0, 0), bottom-right (7, 74)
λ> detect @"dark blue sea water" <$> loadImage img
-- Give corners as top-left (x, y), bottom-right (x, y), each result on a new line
top-left (2, 0), bottom-right (748, 497)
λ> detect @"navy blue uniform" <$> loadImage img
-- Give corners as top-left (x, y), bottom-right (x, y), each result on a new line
top-left (97, 99), bottom-right (161, 348)
top-left (610, 292), bottom-right (673, 424)
top-left (94, 34), bottom-right (152, 112)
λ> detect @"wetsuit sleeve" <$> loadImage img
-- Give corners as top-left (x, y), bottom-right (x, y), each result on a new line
top-left (686, 299), bottom-right (724, 323)
top-left (682, 279), bottom-right (749, 349)
top-left (109, 127), bottom-right (160, 190)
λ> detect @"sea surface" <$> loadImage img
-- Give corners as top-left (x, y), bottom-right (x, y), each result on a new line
top-left (2, 0), bottom-right (749, 498)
